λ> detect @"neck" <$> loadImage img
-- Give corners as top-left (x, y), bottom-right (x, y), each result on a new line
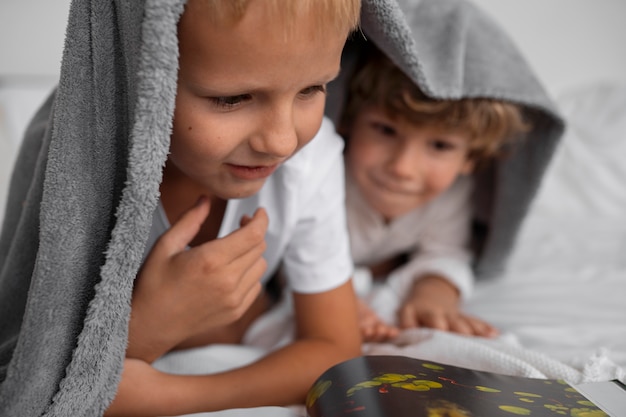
top-left (160, 160), bottom-right (227, 245)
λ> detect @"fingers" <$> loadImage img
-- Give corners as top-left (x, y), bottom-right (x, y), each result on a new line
top-left (462, 316), bottom-right (499, 338)
top-left (443, 313), bottom-right (498, 338)
top-left (156, 201), bottom-right (268, 265)
top-left (399, 307), bottom-right (499, 338)
top-left (156, 196), bottom-right (211, 256)
top-left (361, 321), bottom-right (399, 343)
top-left (171, 206), bottom-right (268, 280)
top-left (359, 300), bottom-right (399, 343)
top-left (217, 207), bottom-right (269, 263)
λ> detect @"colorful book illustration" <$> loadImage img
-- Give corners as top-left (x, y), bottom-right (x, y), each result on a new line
top-left (306, 355), bottom-right (626, 417)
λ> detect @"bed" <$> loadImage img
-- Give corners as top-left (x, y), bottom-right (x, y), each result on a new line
top-left (1, 1), bottom-right (625, 416)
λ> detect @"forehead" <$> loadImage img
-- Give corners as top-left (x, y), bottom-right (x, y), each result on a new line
top-left (184, 0), bottom-right (358, 37)
top-left (177, 1), bottom-right (346, 91)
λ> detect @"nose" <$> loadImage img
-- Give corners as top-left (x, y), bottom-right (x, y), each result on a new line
top-left (386, 141), bottom-right (424, 181)
top-left (250, 102), bottom-right (299, 159)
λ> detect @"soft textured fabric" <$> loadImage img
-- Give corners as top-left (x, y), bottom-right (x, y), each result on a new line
top-left (0, 0), bottom-right (563, 415)
top-left (143, 117), bottom-right (353, 294)
top-left (347, 175), bottom-right (474, 300)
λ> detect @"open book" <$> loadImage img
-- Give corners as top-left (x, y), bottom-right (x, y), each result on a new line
top-left (305, 355), bottom-right (626, 417)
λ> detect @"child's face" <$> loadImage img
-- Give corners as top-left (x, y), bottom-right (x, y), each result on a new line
top-left (346, 106), bottom-right (474, 221)
top-left (169, 1), bottom-right (347, 200)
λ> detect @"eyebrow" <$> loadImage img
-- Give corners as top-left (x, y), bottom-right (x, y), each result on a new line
top-left (184, 65), bottom-right (342, 97)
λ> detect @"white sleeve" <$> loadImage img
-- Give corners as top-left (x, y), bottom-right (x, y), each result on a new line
top-left (386, 177), bottom-right (475, 300)
top-left (281, 118), bottom-right (353, 294)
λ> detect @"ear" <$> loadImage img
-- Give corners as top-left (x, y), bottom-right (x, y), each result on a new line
top-left (460, 159), bottom-right (474, 175)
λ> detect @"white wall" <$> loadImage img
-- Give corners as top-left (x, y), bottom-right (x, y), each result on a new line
top-left (470, 0), bottom-right (626, 96)
top-left (0, 0), bottom-right (72, 80)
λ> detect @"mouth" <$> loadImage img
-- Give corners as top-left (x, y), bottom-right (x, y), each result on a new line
top-left (226, 163), bottom-right (279, 181)
top-left (370, 174), bottom-right (422, 196)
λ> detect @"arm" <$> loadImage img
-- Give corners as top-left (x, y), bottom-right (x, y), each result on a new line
top-left (106, 281), bottom-right (361, 416)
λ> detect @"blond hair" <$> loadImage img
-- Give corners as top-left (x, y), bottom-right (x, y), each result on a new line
top-left (340, 45), bottom-right (530, 163)
top-left (195, 0), bottom-right (361, 35)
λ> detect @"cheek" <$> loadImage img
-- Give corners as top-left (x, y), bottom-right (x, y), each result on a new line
top-left (171, 114), bottom-right (206, 157)
top-left (172, 96), bottom-right (204, 155)
top-left (295, 100), bottom-right (326, 149)
top-left (347, 139), bottom-right (387, 172)
top-left (170, 100), bottom-right (243, 163)
top-left (426, 162), bottom-right (465, 192)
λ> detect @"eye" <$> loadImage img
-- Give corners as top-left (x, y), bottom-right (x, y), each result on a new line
top-left (430, 139), bottom-right (456, 152)
top-left (298, 85), bottom-right (327, 99)
top-left (208, 94), bottom-right (252, 109)
top-left (371, 121), bottom-right (397, 137)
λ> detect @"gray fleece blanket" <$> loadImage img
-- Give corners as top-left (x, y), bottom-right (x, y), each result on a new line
top-left (0, 0), bottom-right (563, 415)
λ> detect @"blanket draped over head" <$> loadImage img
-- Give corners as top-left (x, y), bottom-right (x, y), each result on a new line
top-left (0, 0), bottom-right (563, 415)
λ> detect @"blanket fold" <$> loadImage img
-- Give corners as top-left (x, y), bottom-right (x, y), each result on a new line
top-left (0, 0), bottom-right (563, 415)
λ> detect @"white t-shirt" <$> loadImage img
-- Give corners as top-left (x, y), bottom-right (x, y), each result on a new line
top-left (346, 172), bottom-right (474, 300)
top-left (143, 117), bottom-right (353, 294)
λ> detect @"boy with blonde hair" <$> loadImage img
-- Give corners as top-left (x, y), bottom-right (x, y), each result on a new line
top-left (109, 1), bottom-right (364, 414)
top-left (0, 0), bottom-right (361, 416)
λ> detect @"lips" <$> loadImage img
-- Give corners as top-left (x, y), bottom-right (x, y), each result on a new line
top-left (226, 163), bottom-right (278, 181)
top-left (370, 173), bottom-right (423, 196)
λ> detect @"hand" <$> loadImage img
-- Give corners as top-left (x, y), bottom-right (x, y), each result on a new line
top-left (127, 197), bottom-right (269, 362)
top-left (397, 275), bottom-right (498, 338)
top-left (358, 299), bottom-right (399, 343)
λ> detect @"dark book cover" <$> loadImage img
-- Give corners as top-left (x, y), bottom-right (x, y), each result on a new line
top-left (306, 355), bottom-right (623, 417)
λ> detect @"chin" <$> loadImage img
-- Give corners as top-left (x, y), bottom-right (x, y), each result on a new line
top-left (219, 183), bottom-right (265, 200)
top-left (376, 199), bottom-right (422, 219)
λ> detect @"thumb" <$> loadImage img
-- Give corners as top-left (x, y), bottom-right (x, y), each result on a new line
top-left (159, 196), bottom-right (211, 255)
